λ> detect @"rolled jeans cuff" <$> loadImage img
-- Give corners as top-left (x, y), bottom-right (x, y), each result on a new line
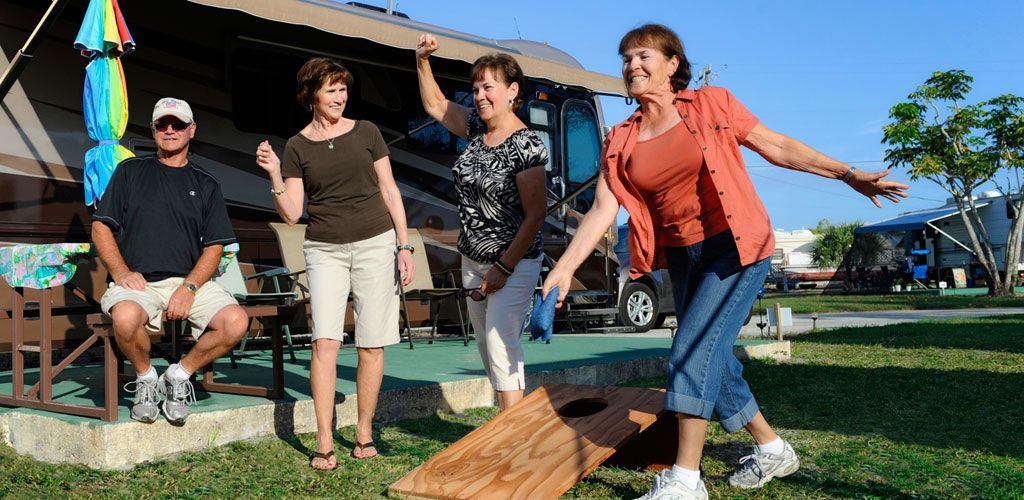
top-left (665, 391), bottom-right (715, 420)
top-left (719, 397), bottom-right (760, 433)
top-left (666, 391), bottom-right (760, 433)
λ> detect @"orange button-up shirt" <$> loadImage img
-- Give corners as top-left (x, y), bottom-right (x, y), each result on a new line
top-left (602, 87), bottom-right (775, 279)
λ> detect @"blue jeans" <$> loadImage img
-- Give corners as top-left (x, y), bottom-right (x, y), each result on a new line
top-left (664, 230), bottom-right (770, 433)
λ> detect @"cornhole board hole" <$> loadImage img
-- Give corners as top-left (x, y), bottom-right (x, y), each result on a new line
top-left (389, 383), bottom-right (675, 499)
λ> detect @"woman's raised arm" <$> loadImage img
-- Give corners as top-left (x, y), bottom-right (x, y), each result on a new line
top-left (416, 33), bottom-right (471, 138)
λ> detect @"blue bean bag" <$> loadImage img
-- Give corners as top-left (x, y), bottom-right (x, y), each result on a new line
top-left (529, 286), bottom-right (559, 343)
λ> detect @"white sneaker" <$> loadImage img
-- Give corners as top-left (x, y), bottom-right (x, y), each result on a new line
top-left (157, 368), bottom-right (196, 425)
top-left (727, 440), bottom-right (800, 489)
top-left (635, 470), bottom-right (708, 500)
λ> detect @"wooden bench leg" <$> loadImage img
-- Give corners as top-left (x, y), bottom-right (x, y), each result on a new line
top-left (103, 334), bottom-right (118, 421)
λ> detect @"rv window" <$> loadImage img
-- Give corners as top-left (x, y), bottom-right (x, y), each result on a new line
top-left (529, 104), bottom-right (553, 127)
top-left (405, 91), bottom-right (472, 156)
top-left (230, 48), bottom-right (309, 137)
top-left (526, 101), bottom-right (559, 195)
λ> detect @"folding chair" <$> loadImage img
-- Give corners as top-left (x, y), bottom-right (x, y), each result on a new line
top-left (399, 229), bottom-right (466, 349)
top-left (214, 259), bottom-right (298, 364)
top-left (268, 222), bottom-right (311, 303)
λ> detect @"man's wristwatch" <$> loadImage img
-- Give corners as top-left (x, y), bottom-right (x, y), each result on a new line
top-left (182, 281), bottom-right (199, 294)
top-left (397, 244), bottom-right (415, 254)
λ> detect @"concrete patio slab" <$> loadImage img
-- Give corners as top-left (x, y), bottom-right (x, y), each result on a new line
top-left (0, 335), bottom-right (789, 469)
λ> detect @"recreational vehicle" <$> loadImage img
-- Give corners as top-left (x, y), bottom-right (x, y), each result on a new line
top-left (1, 0), bottom-right (667, 339)
top-left (857, 190), bottom-right (1024, 287)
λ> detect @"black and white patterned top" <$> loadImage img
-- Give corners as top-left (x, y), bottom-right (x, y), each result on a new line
top-left (454, 111), bottom-right (549, 264)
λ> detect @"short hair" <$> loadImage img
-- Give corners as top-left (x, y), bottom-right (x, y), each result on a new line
top-left (470, 53), bottom-right (526, 112)
top-left (295, 57), bottom-right (354, 108)
top-left (618, 24), bottom-right (691, 92)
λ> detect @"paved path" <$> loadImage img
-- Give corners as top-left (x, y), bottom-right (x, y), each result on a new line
top-left (740, 307), bottom-right (1024, 337)
top-left (600, 307), bottom-right (1024, 339)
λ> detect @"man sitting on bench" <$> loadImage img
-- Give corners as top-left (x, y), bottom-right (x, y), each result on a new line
top-left (91, 97), bottom-right (248, 424)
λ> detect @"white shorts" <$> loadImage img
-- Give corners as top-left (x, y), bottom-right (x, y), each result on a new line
top-left (303, 230), bottom-right (400, 348)
top-left (100, 277), bottom-right (238, 340)
top-left (462, 255), bottom-right (543, 391)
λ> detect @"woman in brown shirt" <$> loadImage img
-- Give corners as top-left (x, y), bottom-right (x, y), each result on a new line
top-left (256, 57), bottom-right (415, 469)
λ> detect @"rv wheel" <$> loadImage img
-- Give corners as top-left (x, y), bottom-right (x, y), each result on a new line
top-left (619, 282), bottom-right (658, 333)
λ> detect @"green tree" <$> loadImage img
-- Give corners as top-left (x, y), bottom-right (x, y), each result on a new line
top-left (812, 221), bottom-right (856, 268)
top-left (812, 221), bottom-right (889, 290)
top-left (811, 218), bottom-right (832, 235)
top-left (883, 70), bottom-right (1024, 296)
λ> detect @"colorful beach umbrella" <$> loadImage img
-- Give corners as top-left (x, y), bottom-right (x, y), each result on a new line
top-left (73, 0), bottom-right (135, 206)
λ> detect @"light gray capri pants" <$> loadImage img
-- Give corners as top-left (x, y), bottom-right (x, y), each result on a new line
top-left (462, 254), bottom-right (543, 391)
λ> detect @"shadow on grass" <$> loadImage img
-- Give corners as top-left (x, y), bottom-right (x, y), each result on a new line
top-left (746, 361), bottom-right (1024, 458)
top-left (799, 315), bottom-right (1024, 353)
top-left (390, 412), bottom-right (479, 445)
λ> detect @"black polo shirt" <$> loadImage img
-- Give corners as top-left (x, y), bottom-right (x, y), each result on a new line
top-left (92, 156), bottom-right (236, 281)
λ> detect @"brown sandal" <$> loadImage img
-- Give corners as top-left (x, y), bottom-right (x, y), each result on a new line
top-left (350, 441), bottom-right (378, 459)
top-left (310, 450), bottom-right (337, 470)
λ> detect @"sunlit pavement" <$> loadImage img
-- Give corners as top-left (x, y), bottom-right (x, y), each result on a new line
top-left (578, 307), bottom-right (1024, 339)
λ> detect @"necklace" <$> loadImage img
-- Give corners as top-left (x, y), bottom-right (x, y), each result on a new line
top-left (313, 122), bottom-right (336, 149)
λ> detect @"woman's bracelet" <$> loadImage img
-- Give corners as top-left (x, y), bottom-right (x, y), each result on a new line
top-left (271, 185), bottom-right (286, 196)
top-left (493, 260), bottom-right (514, 277)
top-left (839, 166), bottom-right (857, 183)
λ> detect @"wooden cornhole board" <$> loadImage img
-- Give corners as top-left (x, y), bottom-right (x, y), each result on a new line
top-left (389, 383), bottom-right (674, 499)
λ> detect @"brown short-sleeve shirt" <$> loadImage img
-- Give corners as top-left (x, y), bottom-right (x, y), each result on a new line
top-left (281, 121), bottom-right (393, 244)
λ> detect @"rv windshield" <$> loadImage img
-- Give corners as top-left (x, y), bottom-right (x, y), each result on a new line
top-left (563, 100), bottom-right (601, 211)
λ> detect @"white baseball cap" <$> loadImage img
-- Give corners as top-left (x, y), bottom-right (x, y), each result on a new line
top-left (152, 97), bottom-right (194, 123)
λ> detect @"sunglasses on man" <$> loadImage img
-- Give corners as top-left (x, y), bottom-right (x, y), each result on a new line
top-left (459, 287), bottom-right (486, 302)
top-left (152, 118), bottom-right (191, 131)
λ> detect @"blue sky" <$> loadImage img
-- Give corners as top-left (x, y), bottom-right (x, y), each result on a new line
top-left (389, 0), bottom-right (1024, 230)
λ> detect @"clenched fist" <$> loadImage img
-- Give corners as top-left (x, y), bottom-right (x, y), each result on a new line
top-left (416, 33), bottom-right (439, 60)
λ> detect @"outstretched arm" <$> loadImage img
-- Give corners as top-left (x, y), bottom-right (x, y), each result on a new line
top-left (416, 33), bottom-right (471, 138)
top-left (744, 123), bottom-right (909, 208)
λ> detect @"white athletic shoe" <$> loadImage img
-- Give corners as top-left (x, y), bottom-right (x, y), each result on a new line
top-left (635, 470), bottom-right (708, 500)
top-left (727, 440), bottom-right (800, 489)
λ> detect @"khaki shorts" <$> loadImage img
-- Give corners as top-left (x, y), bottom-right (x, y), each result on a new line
top-left (303, 230), bottom-right (400, 347)
top-left (100, 277), bottom-right (239, 340)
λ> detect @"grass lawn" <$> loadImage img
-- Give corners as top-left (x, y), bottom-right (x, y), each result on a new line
top-left (3, 316), bottom-right (1023, 498)
top-left (761, 290), bottom-right (1024, 314)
